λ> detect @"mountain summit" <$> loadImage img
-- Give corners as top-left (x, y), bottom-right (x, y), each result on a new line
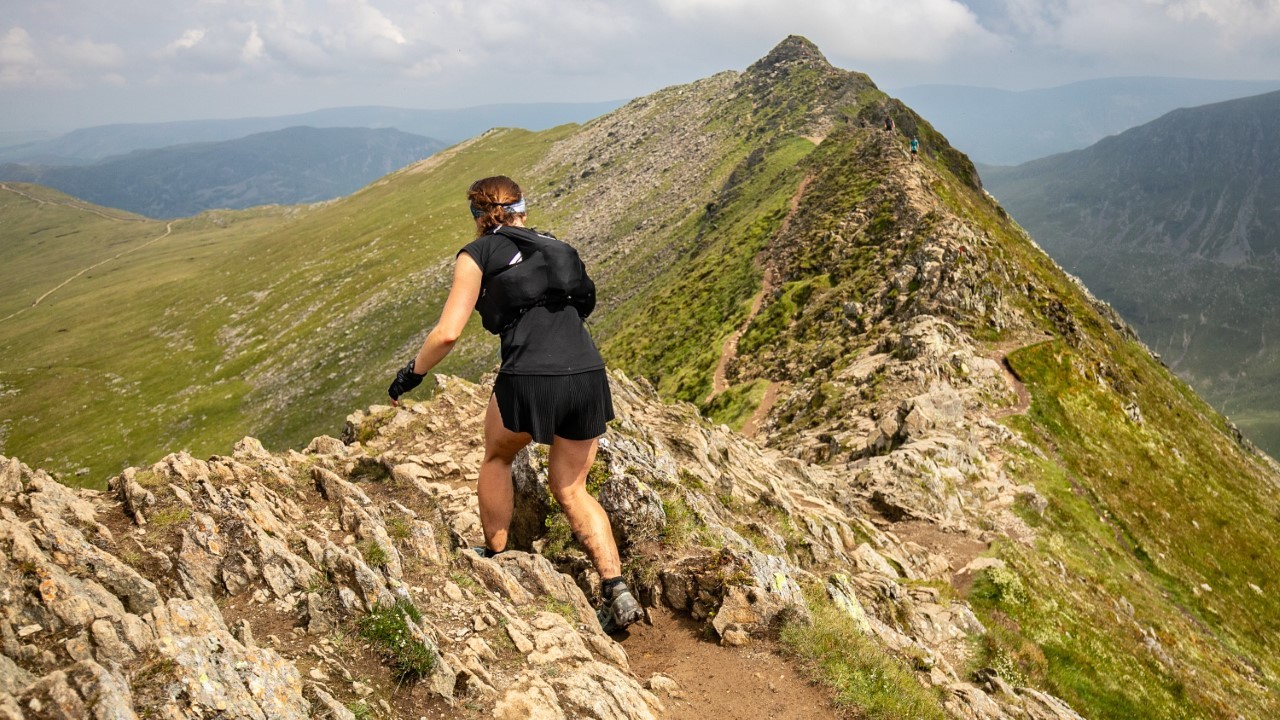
top-left (2, 37), bottom-right (1279, 719)
top-left (748, 34), bottom-right (832, 73)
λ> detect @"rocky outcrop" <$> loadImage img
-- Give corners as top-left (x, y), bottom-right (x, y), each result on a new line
top-left (0, 388), bottom-right (664, 719)
top-left (0, 364), bottom-right (1086, 719)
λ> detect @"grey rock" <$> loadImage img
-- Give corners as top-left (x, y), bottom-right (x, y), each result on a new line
top-left (0, 654), bottom-right (33, 695)
top-left (492, 673), bottom-right (566, 720)
top-left (307, 685), bottom-right (357, 720)
top-left (596, 472), bottom-right (666, 549)
top-left (0, 456), bottom-right (25, 504)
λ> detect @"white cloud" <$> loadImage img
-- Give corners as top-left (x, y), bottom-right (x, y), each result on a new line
top-left (653, 0), bottom-right (1003, 62)
top-left (969, 0), bottom-right (1280, 80)
top-left (242, 23), bottom-right (264, 63)
top-left (5, 0), bottom-right (1280, 131)
top-left (0, 27), bottom-right (38, 68)
top-left (168, 29), bottom-right (207, 52)
top-left (0, 26), bottom-right (69, 87)
top-left (53, 37), bottom-right (126, 68)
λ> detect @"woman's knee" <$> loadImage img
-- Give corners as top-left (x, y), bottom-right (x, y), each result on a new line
top-left (549, 481), bottom-right (586, 509)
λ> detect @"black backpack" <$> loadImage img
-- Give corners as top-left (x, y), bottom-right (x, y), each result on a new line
top-left (474, 226), bottom-right (596, 335)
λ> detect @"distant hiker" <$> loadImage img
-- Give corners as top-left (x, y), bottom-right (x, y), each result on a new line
top-left (884, 116), bottom-right (895, 133)
top-left (387, 175), bottom-right (642, 634)
top-left (910, 137), bottom-right (919, 160)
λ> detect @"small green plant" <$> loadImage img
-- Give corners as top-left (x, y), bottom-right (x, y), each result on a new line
top-left (780, 590), bottom-right (947, 720)
top-left (303, 573), bottom-right (330, 594)
top-left (357, 599), bottom-right (436, 680)
top-left (539, 597), bottom-right (579, 622)
top-left (148, 507), bottom-right (190, 528)
top-left (132, 469), bottom-right (164, 488)
top-left (385, 515), bottom-right (412, 540)
top-left (659, 493), bottom-right (698, 547)
top-left (358, 540), bottom-right (389, 567)
top-left (970, 565), bottom-right (1028, 607)
top-left (448, 571), bottom-right (479, 591)
top-left (585, 458), bottom-right (610, 493)
top-left (346, 701), bottom-right (373, 720)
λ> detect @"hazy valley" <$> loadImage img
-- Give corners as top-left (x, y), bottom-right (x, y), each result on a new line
top-left (982, 90), bottom-right (1280, 456)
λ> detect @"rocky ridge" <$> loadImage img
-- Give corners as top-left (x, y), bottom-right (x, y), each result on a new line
top-left (1, 362), bottom-right (1091, 719)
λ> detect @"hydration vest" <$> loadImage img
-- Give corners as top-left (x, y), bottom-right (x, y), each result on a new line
top-left (474, 225), bottom-right (597, 335)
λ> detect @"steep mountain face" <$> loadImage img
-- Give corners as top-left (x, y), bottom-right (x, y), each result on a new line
top-left (0, 126), bottom-right (446, 218)
top-left (3, 36), bottom-right (1280, 720)
top-left (982, 90), bottom-right (1280, 454)
top-left (895, 77), bottom-right (1280, 165)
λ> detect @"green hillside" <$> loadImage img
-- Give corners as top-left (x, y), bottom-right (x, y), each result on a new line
top-left (2, 36), bottom-right (1279, 719)
top-left (982, 91), bottom-right (1280, 456)
top-left (0, 126), bottom-right (563, 482)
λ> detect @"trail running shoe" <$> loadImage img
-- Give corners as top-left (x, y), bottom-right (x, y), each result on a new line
top-left (470, 546), bottom-right (501, 559)
top-left (597, 581), bottom-right (642, 633)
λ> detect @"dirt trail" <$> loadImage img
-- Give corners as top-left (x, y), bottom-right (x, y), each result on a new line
top-left (1, 184), bottom-right (175, 323)
top-left (741, 381), bottom-right (781, 438)
top-left (708, 285), bottom-right (770, 400)
top-left (706, 176), bottom-right (812, 404)
top-left (989, 338), bottom-right (1048, 419)
top-left (625, 607), bottom-right (843, 720)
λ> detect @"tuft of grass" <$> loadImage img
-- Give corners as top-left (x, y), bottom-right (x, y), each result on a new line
top-left (303, 573), bottom-right (330, 594)
top-left (659, 493), bottom-right (699, 547)
top-left (148, 507), bottom-right (190, 528)
top-left (539, 597), bottom-right (579, 622)
top-left (780, 590), bottom-right (948, 720)
top-left (356, 599), bottom-right (436, 680)
top-left (384, 515), bottom-right (411, 541)
top-left (358, 539), bottom-right (389, 567)
top-left (346, 702), bottom-right (373, 720)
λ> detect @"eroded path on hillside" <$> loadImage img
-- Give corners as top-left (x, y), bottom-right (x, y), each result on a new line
top-left (1, 183), bottom-right (174, 323)
top-left (705, 177), bottom-right (814, 434)
top-left (625, 608), bottom-right (843, 720)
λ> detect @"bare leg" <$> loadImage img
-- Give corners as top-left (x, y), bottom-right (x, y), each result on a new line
top-left (547, 435), bottom-right (622, 578)
top-left (478, 395), bottom-right (531, 552)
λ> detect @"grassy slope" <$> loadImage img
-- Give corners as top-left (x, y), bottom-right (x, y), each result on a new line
top-left (646, 102), bottom-right (1280, 716)
top-left (931, 166), bottom-right (1280, 718)
top-left (3, 43), bottom-right (1279, 720)
top-left (0, 127), bottom-right (574, 484)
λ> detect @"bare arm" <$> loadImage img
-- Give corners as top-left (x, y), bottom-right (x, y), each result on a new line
top-left (390, 253), bottom-right (483, 404)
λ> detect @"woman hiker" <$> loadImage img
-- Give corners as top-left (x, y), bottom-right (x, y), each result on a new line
top-left (386, 175), bottom-right (642, 634)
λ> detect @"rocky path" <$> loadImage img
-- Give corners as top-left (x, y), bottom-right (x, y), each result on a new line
top-left (741, 381), bottom-right (781, 438)
top-left (626, 608), bottom-right (842, 720)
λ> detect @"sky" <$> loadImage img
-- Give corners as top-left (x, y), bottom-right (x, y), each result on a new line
top-left (3, 0), bottom-right (1280, 133)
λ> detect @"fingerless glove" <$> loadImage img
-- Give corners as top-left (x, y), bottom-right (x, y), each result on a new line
top-left (387, 358), bottom-right (425, 400)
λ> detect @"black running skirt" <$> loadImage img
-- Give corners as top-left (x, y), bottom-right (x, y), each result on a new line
top-left (493, 369), bottom-right (614, 445)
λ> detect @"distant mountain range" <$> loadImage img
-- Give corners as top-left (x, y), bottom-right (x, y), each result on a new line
top-left (4, 37), bottom-right (1279, 720)
top-left (0, 126), bottom-right (445, 218)
top-left (895, 77), bottom-right (1280, 165)
top-left (0, 101), bottom-right (626, 166)
top-left (982, 90), bottom-right (1280, 454)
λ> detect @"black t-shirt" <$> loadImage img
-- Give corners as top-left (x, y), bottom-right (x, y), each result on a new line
top-left (460, 230), bottom-right (606, 376)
